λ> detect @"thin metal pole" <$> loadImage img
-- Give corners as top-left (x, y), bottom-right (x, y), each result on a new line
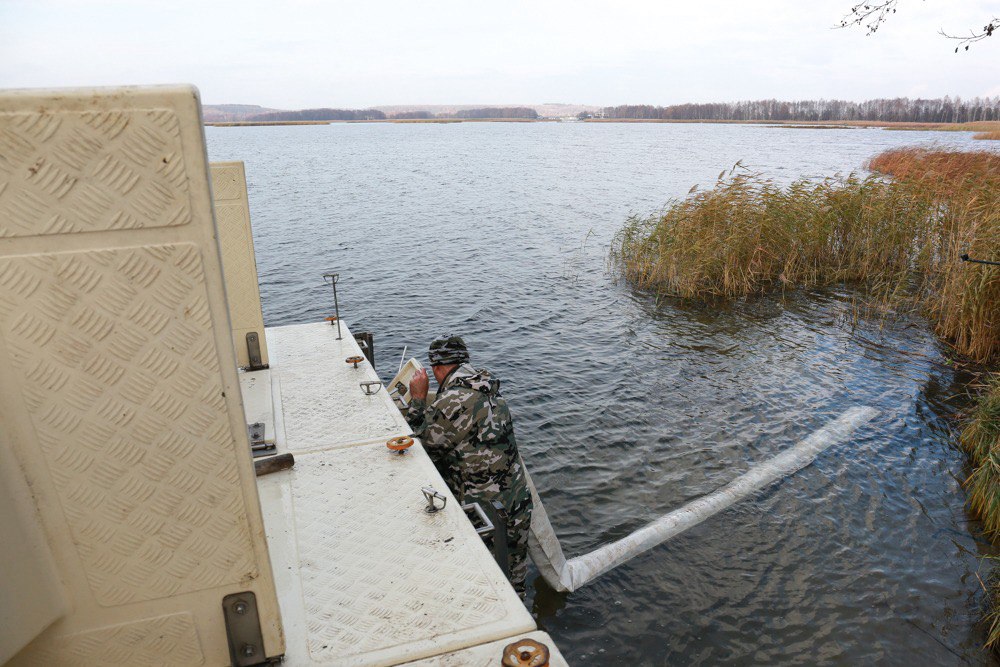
top-left (323, 272), bottom-right (343, 340)
top-left (961, 254), bottom-right (1000, 267)
top-left (332, 278), bottom-right (342, 340)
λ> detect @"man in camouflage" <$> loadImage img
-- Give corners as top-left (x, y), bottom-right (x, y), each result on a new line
top-left (405, 335), bottom-right (533, 596)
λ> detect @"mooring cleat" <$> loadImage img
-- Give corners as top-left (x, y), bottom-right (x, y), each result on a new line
top-left (386, 435), bottom-right (414, 454)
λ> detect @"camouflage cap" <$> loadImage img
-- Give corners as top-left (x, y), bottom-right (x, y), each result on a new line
top-left (428, 335), bottom-right (470, 366)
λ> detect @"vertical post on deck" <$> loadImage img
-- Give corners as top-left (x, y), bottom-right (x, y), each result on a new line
top-left (322, 272), bottom-right (342, 340)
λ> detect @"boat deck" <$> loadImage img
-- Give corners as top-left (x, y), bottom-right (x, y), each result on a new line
top-left (247, 321), bottom-right (566, 666)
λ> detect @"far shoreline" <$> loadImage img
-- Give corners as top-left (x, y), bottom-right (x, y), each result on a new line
top-left (204, 117), bottom-right (554, 126)
top-left (204, 118), bottom-right (1000, 133)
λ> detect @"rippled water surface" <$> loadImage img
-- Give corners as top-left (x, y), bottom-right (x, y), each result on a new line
top-left (207, 123), bottom-right (998, 664)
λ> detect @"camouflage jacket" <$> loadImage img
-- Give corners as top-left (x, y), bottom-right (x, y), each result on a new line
top-left (405, 363), bottom-right (530, 514)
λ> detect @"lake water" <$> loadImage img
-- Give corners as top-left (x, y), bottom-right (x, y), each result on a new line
top-left (207, 122), bottom-right (998, 665)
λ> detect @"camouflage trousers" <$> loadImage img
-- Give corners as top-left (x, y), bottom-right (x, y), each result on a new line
top-left (480, 497), bottom-right (532, 597)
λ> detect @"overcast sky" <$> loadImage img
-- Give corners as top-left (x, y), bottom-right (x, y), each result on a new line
top-left (1, 0), bottom-right (997, 108)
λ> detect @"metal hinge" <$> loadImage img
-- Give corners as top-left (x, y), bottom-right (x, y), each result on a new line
top-left (222, 591), bottom-right (279, 666)
top-left (245, 332), bottom-right (268, 371)
top-left (248, 422), bottom-right (275, 458)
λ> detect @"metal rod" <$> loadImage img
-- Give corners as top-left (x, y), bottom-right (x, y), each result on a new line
top-left (332, 279), bottom-right (342, 339)
top-left (961, 254), bottom-right (1000, 267)
top-left (323, 272), bottom-right (343, 339)
top-left (398, 346), bottom-right (407, 374)
top-left (254, 453), bottom-right (295, 477)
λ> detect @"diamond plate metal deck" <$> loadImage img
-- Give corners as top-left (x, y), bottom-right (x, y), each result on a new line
top-left (28, 613), bottom-right (205, 667)
top-left (0, 244), bottom-right (258, 605)
top-left (260, 321), bottom-right (537, 666)
top-left (0, 108), bottom-right (192, 238)
top-left (267, 323), bottom-right (410, 452)
top-left (1, 86), bottom-right (282, 666)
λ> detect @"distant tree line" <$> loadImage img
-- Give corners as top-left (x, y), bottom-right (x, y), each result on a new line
top-left (247, 107), bottom-right (541, 121)
top-left (389, 107), bottom-right (540, 120)
top-left (389, 111), bottom-right (435, 120)
top-left (596, 97), bottom-right (1000, 123)
top-left (452, 107), bottom-right (539, 119)
top-left (249, 108), bottom-right (386, 121)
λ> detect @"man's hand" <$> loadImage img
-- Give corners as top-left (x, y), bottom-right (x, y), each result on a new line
top-left (409, 368), bottom-right (429, 401)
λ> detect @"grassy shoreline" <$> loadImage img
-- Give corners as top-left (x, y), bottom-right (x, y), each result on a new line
top-left (585, 119), bottom-right (1000, 132)
top-left (610, 147), bottom-right (1000, 644)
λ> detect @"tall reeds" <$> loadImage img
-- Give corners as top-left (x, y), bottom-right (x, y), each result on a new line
top-left (866, 149), bottom-right (1000, 361)
top-left (611, 148), bottom-right (1000, 360)
top-left (612, 147), bottom-right (1000, 643)
top-left (961, 376), bottom-right (1000, 645)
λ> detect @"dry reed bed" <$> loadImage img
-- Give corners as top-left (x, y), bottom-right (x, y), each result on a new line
top-left (611, 149), bottom-right (1000, 357)
top-left (611, 147), bottom-right (1000, 643)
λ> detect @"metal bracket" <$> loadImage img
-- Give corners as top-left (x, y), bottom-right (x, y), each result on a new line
top-left (360, 381), bottom-right (382, 395)
top-left (461, 501), bottom-right (495, 536)
top-left (222, 591), bottom-right (268, 667)
top-left (422, 486), bottom-right (447, 513)
top-left (245, 331), bottom-right (267, 371)
top-left (248, 422), bottom-right (275, 458)
top-left (354, 331), bottom-right (374, 365)
top-left (248, 422), bottom-right (265, 444)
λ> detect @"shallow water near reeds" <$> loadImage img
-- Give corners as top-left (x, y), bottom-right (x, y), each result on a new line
top-left (207, 123), bottom-right (1000, 665)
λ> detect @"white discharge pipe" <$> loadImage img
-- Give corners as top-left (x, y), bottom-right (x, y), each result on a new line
top-left (527, 406), bottom-right (879, 593)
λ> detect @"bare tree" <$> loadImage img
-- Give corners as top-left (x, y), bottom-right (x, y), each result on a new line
top-left (839, 1), bottom-right (997, 51)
